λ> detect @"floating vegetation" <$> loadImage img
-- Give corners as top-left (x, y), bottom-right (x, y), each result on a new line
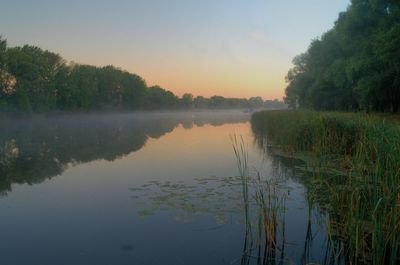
top-left (129, 175), bottom-right (246, 224)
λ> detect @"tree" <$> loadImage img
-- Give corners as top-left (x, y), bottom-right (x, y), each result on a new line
top-left (6, 45), bottom-right (65, 111)
top-left (0, 37), bottom-right (17, 109)
top-left (145, 86), bottom-right (179, 109)
top-left (285, 0), bottom-right (400, 112)
top-left (193, 96), bottom-right (209, 108)
top-left (180, 93), bottom-right (194, 108)
top-left (0, 36), bottom-right (285, 112)
top-left (0, 36), bottom-right (6, 69)
top-left (248, 97), bottom-right (264, 108)
top-left (120, 71), bottom-right (147, 109)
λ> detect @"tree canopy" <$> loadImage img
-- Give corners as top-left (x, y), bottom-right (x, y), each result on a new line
top-left (284, 0), bottom-right (400, 112)
top-left (0, 37), bottom-right (286, 112)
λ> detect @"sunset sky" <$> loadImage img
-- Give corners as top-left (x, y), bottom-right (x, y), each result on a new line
top-left (0, 0), bottom-right (349, 100)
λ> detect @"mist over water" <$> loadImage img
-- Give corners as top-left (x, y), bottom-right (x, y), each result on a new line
top-left (0, 111), bottom-right (333, 265)
top-left (0, 111), bottom-right (249, 193)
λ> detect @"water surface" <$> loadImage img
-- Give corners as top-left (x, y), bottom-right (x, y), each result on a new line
top-left (0, 111), bottom-right (333, 265)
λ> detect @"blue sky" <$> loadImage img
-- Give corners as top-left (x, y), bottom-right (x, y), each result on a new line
top-left (0, 0), bottom-right (350, 99)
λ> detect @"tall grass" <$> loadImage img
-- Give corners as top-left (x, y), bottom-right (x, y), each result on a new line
top-left (232, 135), bottom-right (253, 264)
top-left (232, 136), bottom-right (287, 265)
top-left (251, 110), bottom-right (400, 265)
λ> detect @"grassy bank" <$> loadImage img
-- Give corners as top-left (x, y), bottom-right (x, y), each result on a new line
top-left (251, 110), bottom-right (400, 265)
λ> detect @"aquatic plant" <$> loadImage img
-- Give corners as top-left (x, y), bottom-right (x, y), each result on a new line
top-left (251, 110), bottom-right (400, 265)
top-left (232, 136), bottom-right (288, 265)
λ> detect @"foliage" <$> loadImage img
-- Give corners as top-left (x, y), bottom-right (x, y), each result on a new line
top-left (285, 0), bottom-right (400, 112)
top-left (0, 36), bottom-right (286, 112)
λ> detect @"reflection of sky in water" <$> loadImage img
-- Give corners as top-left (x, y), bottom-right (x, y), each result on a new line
top-left (0, 112), bottom-right (332, 265)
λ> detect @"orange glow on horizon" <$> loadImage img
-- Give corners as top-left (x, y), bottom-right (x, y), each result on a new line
top-left (66, 56), bottom-right (288, 101)
top-left (63, 44), bottom-right (290, 101)
top-left (127, 61), bottom-right (289, 101)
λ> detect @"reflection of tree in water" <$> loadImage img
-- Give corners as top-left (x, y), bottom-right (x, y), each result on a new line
top-left (0, 111), bottom-right (249, 195)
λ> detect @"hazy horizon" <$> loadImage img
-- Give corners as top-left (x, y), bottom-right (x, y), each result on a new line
top-left (0, 0), bottom-right (350, 100)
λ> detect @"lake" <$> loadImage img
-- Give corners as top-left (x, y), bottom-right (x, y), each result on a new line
top-left (0, 111), bottom-right (339, 265)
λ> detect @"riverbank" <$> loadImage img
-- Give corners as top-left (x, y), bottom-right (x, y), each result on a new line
top-left (251, 110), bottom-right (400, 264)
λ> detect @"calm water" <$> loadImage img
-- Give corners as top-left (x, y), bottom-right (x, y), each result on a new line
top-left (0, 111), bottom-right (333, 265)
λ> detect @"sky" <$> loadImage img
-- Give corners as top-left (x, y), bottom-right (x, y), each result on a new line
top-left (0, 0), bottom-right (350, 100)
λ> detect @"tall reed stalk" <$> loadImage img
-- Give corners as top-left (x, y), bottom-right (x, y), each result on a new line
top-left (251, 110), bottom-right (400, 265)
top-left (232, 136), bottom-right (287, 265)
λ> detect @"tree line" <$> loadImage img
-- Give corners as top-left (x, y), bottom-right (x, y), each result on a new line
top-left (0, 37), bottom-right (285, 112)
top-left (284, 0), bottom-right (400, 112)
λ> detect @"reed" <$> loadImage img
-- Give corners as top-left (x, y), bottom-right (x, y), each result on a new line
top-left (232, 135), bottom-right (254, 265)
top-left (251, 110), bottom-right (400, 264)
top-left (232, 136), bottom-right (287, 265)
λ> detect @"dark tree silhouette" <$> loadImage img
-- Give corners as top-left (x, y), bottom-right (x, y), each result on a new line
top-left (284, 0), bottom-right (400, 112)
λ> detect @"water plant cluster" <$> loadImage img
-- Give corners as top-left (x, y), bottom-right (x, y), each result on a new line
top-left (251, 110), bottom-right (400, 264)
top-left (129, 176), bottom-right (244, 224)
top-left (232, 135), bottom-right (290, 265)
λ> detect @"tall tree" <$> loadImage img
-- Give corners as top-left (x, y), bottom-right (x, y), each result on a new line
top-left (285, 0), bottom-right (400, 112)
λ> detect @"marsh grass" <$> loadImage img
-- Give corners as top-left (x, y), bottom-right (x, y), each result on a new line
top-left (251, 110), bottom-right (400, 265)
top-left (232, 136), bottom-right (287, 265)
